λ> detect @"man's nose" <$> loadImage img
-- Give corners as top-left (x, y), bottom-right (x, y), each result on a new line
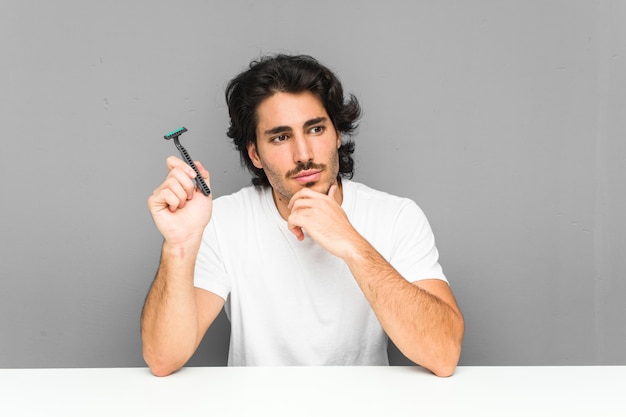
top-left (293, 134), bottom-right (313, 163)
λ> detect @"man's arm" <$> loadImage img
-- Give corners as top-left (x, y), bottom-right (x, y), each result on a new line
top-left (287, 185), bottom-right (464, 377)
top-left (141, 241), bottom-right (224, 377)
top-left (342, 242), bottom-right (463, 377)
top-left (142, 157), bottom-right (223, 376)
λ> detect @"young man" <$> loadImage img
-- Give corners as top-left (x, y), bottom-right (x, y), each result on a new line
top-left (142, 54), bottom-right (464, 377)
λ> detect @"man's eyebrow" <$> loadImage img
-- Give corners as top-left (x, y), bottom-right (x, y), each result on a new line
top-left (303, 117), bottom-right (328, 129)
top-left (263, 125), bottom-right (292, 136)
top-left (263, 117), bottom-right (328, 136)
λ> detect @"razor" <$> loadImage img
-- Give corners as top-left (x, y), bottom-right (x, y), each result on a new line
top-left (164, 127), bottom-right (211, 196)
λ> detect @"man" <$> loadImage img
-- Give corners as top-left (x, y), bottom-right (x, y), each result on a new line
top-left (142, 54), bottom-right (464, 377)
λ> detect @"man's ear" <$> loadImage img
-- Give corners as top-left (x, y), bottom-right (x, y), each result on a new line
top-left (336, 133), bottom-right (342, 149)
top-left (247, 142), bottom-right (263, 169)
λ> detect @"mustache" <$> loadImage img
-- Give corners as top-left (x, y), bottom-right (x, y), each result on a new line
top-left (286, 161), bottom-right (326, 178)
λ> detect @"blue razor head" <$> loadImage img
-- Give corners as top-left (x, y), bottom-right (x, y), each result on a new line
top-left (164, 127), bottom-right (188, 140)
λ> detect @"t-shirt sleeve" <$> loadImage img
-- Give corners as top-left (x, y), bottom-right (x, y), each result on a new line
top-left (389, 200), bottom-right (448, 284)
top-left (193, 219), bottom-right (231, 300)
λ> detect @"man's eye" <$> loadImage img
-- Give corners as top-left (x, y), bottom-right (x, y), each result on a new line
top-left (272, 134), bottom-right (289, 142)
top-left (310, 126), bottom-right (324, 134)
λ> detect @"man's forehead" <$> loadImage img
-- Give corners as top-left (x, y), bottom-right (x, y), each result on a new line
top-left (256, 91), bottom-right (328, 130)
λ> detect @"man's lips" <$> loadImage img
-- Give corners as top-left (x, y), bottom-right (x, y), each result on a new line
top-left (292, 169), bottom-right (322, 183)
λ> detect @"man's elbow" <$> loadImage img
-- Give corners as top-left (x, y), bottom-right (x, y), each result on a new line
top-left (147, 362), bottom-right (178, 377)
top-left (431, 314), bottom-right (465, 377)
top-left (143, 349), bottom-right (185, 377)
top-left (411, 326), bottom-right (464, 377)
top-left (430, 358), bottom-right (459, 378)
top-left (424, 344), bottom-right (462, 378)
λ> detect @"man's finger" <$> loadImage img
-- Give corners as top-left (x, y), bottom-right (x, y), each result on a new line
top-left (289, 224), bottom-right (305, 241)
top-left (327, 183), bottom-right (338, 198)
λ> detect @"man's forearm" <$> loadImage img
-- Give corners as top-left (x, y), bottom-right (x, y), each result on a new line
top-left (141, 241), bottom-right (201, 376)
top-left (343, 239), bottom-right (464, 377)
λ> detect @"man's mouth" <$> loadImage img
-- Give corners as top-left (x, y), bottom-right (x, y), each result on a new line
top-left (292, 169), bottom-right (322, 183)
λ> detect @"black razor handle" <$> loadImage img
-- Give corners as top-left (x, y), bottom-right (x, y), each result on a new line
top-left (164, 127), bottom-right (211, 196)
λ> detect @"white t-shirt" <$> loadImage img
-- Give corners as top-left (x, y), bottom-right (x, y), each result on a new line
top-left (194, 180), bottom-right (447, 366)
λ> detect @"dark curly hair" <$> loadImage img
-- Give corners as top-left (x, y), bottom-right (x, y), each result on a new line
top-left (225, 54), bottom-right (361, 187)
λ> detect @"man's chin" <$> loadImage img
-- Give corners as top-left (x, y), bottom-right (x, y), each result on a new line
top-left (302, 180), bottom-right (334, 195)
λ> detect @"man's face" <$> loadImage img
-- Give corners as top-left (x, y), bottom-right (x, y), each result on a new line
top-left (248, 91), bottom-right (341, 211)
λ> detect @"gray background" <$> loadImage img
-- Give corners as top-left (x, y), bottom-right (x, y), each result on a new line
top-left (1, 1), bottom-right (624, 368)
